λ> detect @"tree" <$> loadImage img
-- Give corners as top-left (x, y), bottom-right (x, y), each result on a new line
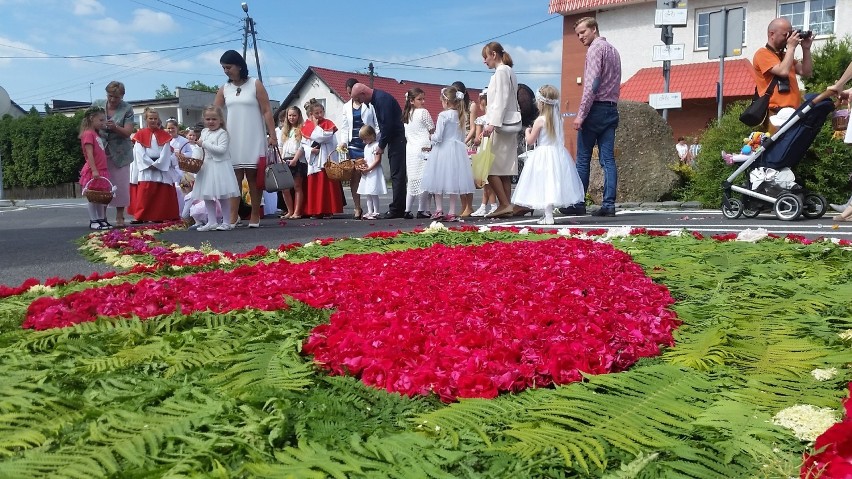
top-left (803, 35), bottom-right (852, 93)
top-left (184, 80), bottom-right (218, 93)
top-left (154, 84), bottom-right (175, 99)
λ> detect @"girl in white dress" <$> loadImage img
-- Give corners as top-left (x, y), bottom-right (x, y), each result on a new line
top-left (403, 87), bottom-right (435, 218)
top-left (511, 85), bottom-right (584, 225)
top-left (421, 86), bottom-right (476, 222)
top-left (192, 105), bottom-right (241, 231)
top-left (355, 125), bottom-right (387, 220)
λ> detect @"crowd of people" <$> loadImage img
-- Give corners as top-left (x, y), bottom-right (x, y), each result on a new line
top-left (78, 17), bottom-right (852, 231)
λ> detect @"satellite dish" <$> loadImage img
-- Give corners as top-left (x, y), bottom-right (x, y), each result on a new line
top-left (0, 86), bottom-right (10, 116)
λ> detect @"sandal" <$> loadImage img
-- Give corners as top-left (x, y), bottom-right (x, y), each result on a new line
top-left (89, 220), bottom-right (111, 231)
top-left (430, 211), bottom-right (444, 220)
top-left (834, 215), bottom-right (851, 222)
top-left (416, 211), bottom-right (431, 219)
top-left (354, 209), bottom-right (363, 220)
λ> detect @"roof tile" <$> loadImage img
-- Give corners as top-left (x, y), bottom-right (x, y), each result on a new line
top-left (619, 58), bottom-right (755, 102)
top-left (549, 0), bottom-right (645, 14)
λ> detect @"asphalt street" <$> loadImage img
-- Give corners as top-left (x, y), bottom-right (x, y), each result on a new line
top-left (2, 197), bottom-right (851, 288)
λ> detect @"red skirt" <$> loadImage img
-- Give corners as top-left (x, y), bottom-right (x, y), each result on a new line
top-left (304, 171), bottom-right (343, 216)
top-left (129, 181), bottom-right (180, 221)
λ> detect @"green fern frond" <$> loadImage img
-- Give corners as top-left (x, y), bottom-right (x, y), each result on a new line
top-left (214, 337), bottom-right (314, 396)
top-left (77, 338), bottom-right (171, 373)
top-left (0, 451), bottom-right (116, 479)
top-left (663, 324), bottom-right (734, 371)
top-left (500, 365), bottom-right (712, 473)
top-left (601, 452), bottom-right (659, 479)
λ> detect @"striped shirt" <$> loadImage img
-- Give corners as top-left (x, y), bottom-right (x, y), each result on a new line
top-left (577, 36), bottom-right (622, 124)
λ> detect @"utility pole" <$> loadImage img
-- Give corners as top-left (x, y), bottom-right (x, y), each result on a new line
top-left (241, 3), bottom-right (263, 82)
top-left (368, 63), bottom-right (374, 88)
top-left (660, 25), bottom-right (673, 121)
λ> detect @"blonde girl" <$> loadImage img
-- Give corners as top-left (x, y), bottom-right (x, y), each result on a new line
top-left (192, 105), bottom-right (241, 231)
top-left (511, 85), bottom-right (584, 225)
top-left (130, 107), bottom-right (180, 222)
top-left (276, 107), bottom-right (306, 218)
top-left (470, 90), bottom-right (498, 216)
top-left (78, 106), bottom-right (112, 230)
top-left (420, 86), bottom-right (475, 221)
top-left (355, 125), bottom-right (387, 219)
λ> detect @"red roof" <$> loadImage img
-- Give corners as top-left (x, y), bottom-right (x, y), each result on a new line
top-left (549, 0), bottom-right (646, 14)
top-left (620, 59), bottom-right (756, 102)
top-left (309, 66), bottom-right (481, 124)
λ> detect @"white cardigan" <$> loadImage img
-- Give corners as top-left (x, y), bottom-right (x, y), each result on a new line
top-left (485, 64), bottom-right (521, 128)
top-left (337, 100), bottom-right (380, 144)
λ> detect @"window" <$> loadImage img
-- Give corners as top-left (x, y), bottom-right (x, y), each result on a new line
top-left (695, 6), bottom-right (747, 51)
top-left (779, 0), bottom-right (835, 36)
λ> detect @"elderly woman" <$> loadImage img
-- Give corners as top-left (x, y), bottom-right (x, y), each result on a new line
top-left (214, 50), bottom-right (277, 228)
top-left (100, 81), bottom-right (134, 226)
top-left (481, 42), bottom-right (521, 218)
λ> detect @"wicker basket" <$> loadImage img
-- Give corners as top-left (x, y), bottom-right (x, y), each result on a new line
top-left (833, 108), bottom-right (849, 132)
top-left (324, 152), bottom-right (354, 181)
top-left (82, 177), bottom-right (116, 205)
top-left (177, 147), bottom-right (204, 174)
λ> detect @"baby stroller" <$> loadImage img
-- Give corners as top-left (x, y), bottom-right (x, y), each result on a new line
top-left (722, 91), bottom-right (835, 221)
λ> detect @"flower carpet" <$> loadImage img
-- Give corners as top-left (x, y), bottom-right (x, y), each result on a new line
top-left (0, 223), bottom-right (851, 478)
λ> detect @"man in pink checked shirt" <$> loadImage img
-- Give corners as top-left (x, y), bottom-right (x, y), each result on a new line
top-left (565, 16), bottom-right (622, 218)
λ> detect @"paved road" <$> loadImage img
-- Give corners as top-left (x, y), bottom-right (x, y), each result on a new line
top-left (2, 198), bottom-right (851, 287)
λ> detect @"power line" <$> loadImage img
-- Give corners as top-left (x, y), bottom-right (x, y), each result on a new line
top-left (183, 0), bottom-right (242, 20)
top-left (0, 39), bottom-right (237, 59)
top-left (152, 0), bottom-right (235, 25)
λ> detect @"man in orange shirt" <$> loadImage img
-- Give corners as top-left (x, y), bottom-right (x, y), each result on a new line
top-left (752, 17), bottom-right (813, 112)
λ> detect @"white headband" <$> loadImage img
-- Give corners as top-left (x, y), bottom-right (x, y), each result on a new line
top-left (535, 92), bottom-right (559, 106)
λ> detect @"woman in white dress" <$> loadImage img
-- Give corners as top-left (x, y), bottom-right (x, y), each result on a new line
top-left (214, 50), bottom-right (277, 228)
top-left (402, 87), bottom-right (434, 218)
top-left (338, 78), bottom-right (379, 219)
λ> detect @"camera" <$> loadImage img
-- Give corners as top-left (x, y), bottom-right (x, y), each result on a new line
top-left (794, 29), bottom-right (813, 40)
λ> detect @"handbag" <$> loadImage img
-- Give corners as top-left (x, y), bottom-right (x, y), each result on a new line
top-left (264, 145), bottom-right (295, 192)
top-left (740, 76), bottom-right (779, 127)
top-left (471, 138), bottom-right (495, 189)
top-left (495, 120), bottom-right (522, 134)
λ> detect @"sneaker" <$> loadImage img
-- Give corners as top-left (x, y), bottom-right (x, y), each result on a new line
top-left (216, 223), bottom-right (235, 231)
top-left (830, 203), bottom-right (848, 213)
top-left (197, 223), bottom-right (218, 232)
top-left (470, 204), bottom-right (488, 217)
top-left (558, 205), bottom-right (587, 216)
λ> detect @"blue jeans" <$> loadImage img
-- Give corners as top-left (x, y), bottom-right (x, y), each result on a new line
top-left (576, 103), bottom-right (619, 209)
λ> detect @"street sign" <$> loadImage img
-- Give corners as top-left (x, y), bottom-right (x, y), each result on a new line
top-left (708, 7), bottom-right (745, 59)
top-left (652, 44), bottom-right (685, 61)
top-left (656, 0), bottom-right (687, 8)
top-left (655, 8), bottom-right (688, 26)
top-left (649, 92), bottom-right (682, 110)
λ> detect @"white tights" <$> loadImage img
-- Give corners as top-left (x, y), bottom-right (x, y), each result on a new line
top-left (405, 192), bottom-right (431, 213)
top-left (87, 203), bottom-right (106, 221)
top-left (205, 199), bottom-right (232, 225)
top-left (433, 194), bottom-right (459, 215)
top-left (364, 195), bottom-right (380, 216)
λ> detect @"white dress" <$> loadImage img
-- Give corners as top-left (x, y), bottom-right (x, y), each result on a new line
top-left (511, 118), bottom-right (584, 209)
top-left (222, 77), bottom-right (266, 169)
top-left (404, 108), bottom-right (434, 196)
top-left (421, 110), bottom-right (475, 195)
top-left (191, 128), bottom-right (241, 201)
top-left (357, 141), bottom-right (388, 196)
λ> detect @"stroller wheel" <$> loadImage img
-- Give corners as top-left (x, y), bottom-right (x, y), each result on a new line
top-left (801, 193), bottom-right (828, 219)
top-left (722, 198), bottom-right (743, 219)
top-left (773, 193), bottom-right (803, 221)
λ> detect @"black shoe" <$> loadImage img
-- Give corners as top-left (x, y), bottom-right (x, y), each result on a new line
top-left (380, 211), bottom-right (405, 219)
top-left (592, 207), bottom-right (616, 217)
top-left (416, 211), bottom-right (431, 219)
top-left (558, 205), bottom-right (587, 216)
top-left (403, 211), bottom-right (414, 219)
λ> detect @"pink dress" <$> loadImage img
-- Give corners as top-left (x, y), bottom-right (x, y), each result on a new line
top-left (79, 130), bottom-right (111, 188)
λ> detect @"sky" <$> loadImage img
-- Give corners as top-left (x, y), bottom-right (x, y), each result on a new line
top-left (0, 0), bottom-right (564, 112)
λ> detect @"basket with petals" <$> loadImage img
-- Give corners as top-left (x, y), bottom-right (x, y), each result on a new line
top-left (82, 177), bottom-right (116, 205)
top-left (177, 147), bottom-right (204, 174)
top-left (832, 106), bottom-right (849, 132)
top-left (324, 146), bottom-right (354, 181)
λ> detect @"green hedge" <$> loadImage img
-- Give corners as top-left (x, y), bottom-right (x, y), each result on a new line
top-left (0, 112), bottom-right (84, 188)
top-left (680, 101), bottom-right (852, 207)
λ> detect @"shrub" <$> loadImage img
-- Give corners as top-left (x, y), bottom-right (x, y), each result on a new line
top-left (0, 112), bottom-right (84, 189)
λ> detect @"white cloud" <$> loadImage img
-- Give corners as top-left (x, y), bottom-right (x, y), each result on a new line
top-left (0, 36), bottom-right (46, 66)
top-left (92, 9), bottom-right (178, 35)
top-left (73, 0), bottom-right (105, 16)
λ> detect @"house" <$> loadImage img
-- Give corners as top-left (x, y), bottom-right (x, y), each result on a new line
top-left (51, 88), bottom-right (278, 129)
top-left (277, 66), bottom-right (481, 130)
top-left (549, 0), bottom-right (850, 140)
top-left (4, 99), bottom-right (29, 118)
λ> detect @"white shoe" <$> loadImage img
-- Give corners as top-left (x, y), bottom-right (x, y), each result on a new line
top-left (197, 223), bottom-right (218, 232)
top-left (536, 216), bottom-right (555, 225)
top-left (830, 203), bottom-right (848, 213)
top-left (470, 204), bottom-right (488, 217)
top-left (216, 223), bottom-right (234, 231)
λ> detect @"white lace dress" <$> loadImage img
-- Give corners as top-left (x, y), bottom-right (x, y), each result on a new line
top-left (404, 108), bottom-right (434, 196)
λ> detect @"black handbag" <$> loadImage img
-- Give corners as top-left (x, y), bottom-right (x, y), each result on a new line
top-left (264, 146), bottom-right (295, 192)
top-left (739, 76), bottom-right (779, 127)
